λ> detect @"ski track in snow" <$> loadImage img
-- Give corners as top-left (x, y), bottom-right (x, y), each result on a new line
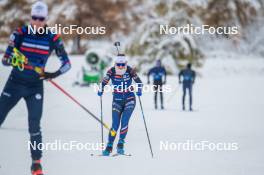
top-left (0, 55), bottom-right (264, 175)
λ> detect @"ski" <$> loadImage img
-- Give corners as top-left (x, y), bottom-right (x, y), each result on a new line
top-left (90, 153), bottom-right (132, 157)
top-left (111, 153), bottom-right (132, 157)
top-left (90, 153), bottom-right (105, 157)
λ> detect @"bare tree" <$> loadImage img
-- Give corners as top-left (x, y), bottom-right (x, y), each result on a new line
top-left (54, 0), bottom-right (129, 54)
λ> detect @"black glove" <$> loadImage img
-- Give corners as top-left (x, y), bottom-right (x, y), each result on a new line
top-left (40, 71), bottom-right (61, 80)
top-left (2, 55), bottom-right (12, 66)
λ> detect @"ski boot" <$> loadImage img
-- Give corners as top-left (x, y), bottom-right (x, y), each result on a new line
top-left (161, 105), bottom-right (164, 110)
top-left (155, 104), bottom-right (157, 110)
top-left (182, 106), bottom-right (185, 111)
top-left (31, 160), bottom-right (43, 175)
top-left (102, 143), bottom-right (113, 156)
top-left (117, 140), bottom-right (125, 155)
top-left (190, 106), bottom-right (193, 111)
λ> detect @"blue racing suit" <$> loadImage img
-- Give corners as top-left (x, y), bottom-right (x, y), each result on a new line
top-left (178, 68), bottom-right (196, 109)
top-left (147, 66), bottom-right (167, 108)
top-left (100, 66), bottom-right (142, 144)
top-left (0, 25), bottom-right (71, 160)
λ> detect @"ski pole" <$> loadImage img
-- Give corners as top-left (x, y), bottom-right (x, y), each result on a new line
top-left (100, 96), bottom-right (104, 146)
top-left (48, 79), bottom-right (111, 131)
top-left (114, 41), bottom-right (120, 54)
top-left (138, 96), bottom-right (154, 158)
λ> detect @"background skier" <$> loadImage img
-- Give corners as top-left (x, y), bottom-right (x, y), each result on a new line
top-left (147, 59), bottom-right (167, 109)
top-left (178, 63), bottom-right (196, 111)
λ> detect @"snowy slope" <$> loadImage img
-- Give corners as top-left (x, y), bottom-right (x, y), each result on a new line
top-left (0, 54), bottom-right (264, 175)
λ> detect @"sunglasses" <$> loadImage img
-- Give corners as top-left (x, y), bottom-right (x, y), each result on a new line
top-left (32, 16), bottom-right (46, 22)
top-left (116, 63), bottom-right (126, 67)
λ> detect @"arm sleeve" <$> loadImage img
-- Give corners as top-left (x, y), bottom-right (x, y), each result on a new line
top-left (53, 34), bottom-right (71, 75)
top-left (178, 70), bottom-right (183, 81)
top-left (2, 28), bottom-right (23, 66)
top-left (147, 68), bottom-right (152, 82)
top-left (129, 67), bottom-right (143, 92)
top-left (192, 71), bottom-right (196, 83)
top-left (163, 67), bottom-right (167, 82)
top-left (100, 68), bottom-right (112, 91)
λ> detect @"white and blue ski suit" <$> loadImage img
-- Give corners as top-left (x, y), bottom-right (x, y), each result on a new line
top-left (100, 66), bottom-right (143, 144)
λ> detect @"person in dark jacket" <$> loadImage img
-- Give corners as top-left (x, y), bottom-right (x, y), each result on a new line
top-left (147, 59), bottom-right (167, 109)
top-left (178, 63), bottom-right (196, 111)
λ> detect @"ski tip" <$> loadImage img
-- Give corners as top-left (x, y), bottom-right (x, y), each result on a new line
top-left (90, 153), bottom-right (110, 157)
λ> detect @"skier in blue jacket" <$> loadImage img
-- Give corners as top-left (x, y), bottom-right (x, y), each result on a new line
top-left (178, 63), bottom-right (196, 111)
top-left (0, 1), bottom-right (71, 174)
top-left (98, 54), bottom-right (143, 156)
top-left (147, 60), bottom-right (167, 109)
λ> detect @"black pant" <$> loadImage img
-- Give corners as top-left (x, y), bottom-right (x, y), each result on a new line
top-left (182, 83), bottom-right (192, 109)
top-left (0, 76), bottom-right (43, 160)
top-left (153, 81), bottom-right (163, 108)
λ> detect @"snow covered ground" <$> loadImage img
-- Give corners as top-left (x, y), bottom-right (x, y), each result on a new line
top-left (0, 55), bottom-right (264, 175)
